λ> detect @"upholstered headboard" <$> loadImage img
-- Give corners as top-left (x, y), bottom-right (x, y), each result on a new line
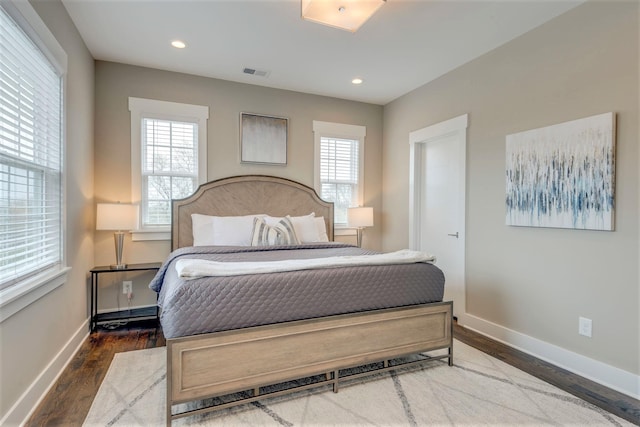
top-left (171, 175), bottom-right (334, 250)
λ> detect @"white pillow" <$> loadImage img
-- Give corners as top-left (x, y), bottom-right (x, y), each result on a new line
top-left (212, 214), bottom-right (265, 246)
top-left (191, 214), bottom-right (265, 246)
top-left (191, 213), bottom-right (216, 246)
top-left (315, 217), bottom-right (329, 242)
top-left (251, 217), bottom-right (299, 246)
top-left (264, 213), bottom-right (319, 243)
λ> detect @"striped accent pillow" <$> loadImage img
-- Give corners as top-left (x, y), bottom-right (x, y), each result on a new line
top-left (251, 216), bottom-right (300, 246)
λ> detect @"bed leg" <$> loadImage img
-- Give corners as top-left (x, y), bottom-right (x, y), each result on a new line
top-left (332, 370), bottom-right (339, 393)
top-left (166, 342), bottom-right (173, 427)
top-left (449, 301), bottom-right (454, 366)
top-left (253, 387), bottom-right (260, 397)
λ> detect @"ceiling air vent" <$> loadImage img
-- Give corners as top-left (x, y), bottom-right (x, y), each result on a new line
top-left (243, 67), bottom-right (270, 78)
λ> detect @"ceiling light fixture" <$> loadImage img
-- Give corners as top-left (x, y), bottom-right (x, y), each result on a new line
top-left (171, 40), bottom-right (186, 49)
top-left (352, 78), bottom-right (363, 85)
top-left (301, 0), bottom-right (386, 33)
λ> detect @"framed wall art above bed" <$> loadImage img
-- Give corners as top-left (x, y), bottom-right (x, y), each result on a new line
top-left (240, 112), bottom-right (288, 165)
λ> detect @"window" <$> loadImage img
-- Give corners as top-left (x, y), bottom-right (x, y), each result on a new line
top-left (0, 2), bottom-right (67, 296)
top-left (313, 121), bottom-right (366, 227)
top-left (142, 118), bottom-right (198, 226)
top-left (129, 98), bottom-right (208, 240)
top-left (319, 136), bottom-right (360, 224)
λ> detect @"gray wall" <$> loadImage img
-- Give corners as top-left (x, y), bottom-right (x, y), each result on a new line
top-left (0, 0), bottom-right (95, 422)
top-left (383, 1), bottom-right (638, 376)
top-left (94, 62), bottom-right (384, 309)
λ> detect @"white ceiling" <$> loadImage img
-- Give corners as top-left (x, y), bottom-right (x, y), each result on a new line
top-left (61, 0), bottom-right (582, 105)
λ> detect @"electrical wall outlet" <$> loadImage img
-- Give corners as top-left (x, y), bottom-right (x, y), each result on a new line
top-left (122, 281), bottom-right (133, 294)
top-left (578, 316), bottom-right (592, 337)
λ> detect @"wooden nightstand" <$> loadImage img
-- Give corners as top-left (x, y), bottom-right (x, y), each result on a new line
top-left (90, 262), bottom-right (162, 331)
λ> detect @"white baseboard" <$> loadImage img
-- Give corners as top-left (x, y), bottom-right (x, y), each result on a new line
top-left (1, 319), bottom-right (89, 427)
top-left (459, 313), bottom-right (640, 400)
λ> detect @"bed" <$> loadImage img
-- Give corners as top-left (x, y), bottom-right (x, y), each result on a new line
top-left (152, 175), bottom-right (453, 425)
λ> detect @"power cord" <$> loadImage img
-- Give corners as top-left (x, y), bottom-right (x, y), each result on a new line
top-left (102, 280), bottom-right (131, 330)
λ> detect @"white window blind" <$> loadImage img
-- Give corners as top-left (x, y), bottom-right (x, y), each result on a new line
top-left (319, 136), bottom-right (360, 225)
top-left (141, 118), bottom-right (198, 227)
top-left (0, 5), bottom-right (63, 290)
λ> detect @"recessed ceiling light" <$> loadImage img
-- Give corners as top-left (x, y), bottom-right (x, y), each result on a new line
top-left (171, 40), bottom-right (186, 49)
top-left (352, 78), bottom-right (363, 85)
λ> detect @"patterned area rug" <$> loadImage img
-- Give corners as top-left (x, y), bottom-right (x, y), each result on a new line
top-left (83, 340), bottom-right (632, 426)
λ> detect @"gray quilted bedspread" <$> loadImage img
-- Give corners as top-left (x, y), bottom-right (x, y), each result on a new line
top-left (150, 243), bottom-right (445, 339)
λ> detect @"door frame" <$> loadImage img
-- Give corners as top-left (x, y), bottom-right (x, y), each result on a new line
top-left (409, 114), bottom-right (468, 317)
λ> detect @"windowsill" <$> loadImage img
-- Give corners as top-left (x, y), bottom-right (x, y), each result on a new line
top-left (131, 229), bottom-right (171, 241)
top-left (0, 266), bottom-right (71, 323)
top-left (334, 227), bottom-right (357, 236)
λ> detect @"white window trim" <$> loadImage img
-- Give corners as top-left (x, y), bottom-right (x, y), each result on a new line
top-left (0, 0), bottom-right (69, 323)
top-left (312, 120), bottom-right (366, 232)
top-left (129, 97), bottom-right (209, 241)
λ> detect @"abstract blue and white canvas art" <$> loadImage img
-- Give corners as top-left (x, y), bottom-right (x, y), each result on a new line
top-left (505, 112), bottom-right (615, 230)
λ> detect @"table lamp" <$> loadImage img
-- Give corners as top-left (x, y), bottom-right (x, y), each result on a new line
top-left (96, 203), bottom-right (137, 269)
top-left (347, 206), bottom-right (373, 248)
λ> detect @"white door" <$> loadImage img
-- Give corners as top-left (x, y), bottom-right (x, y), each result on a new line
top-left (409, 115), bottom-right (467, 319)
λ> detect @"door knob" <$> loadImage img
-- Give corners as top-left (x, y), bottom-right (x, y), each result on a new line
top-left (447, 232), bottom-right (459, 238)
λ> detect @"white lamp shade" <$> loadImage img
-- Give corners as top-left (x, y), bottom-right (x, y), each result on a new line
top-left (301, 0), bottom-right (386, 33)
top-left (96, 203), bottom-right (137, 231)
top-left (347, 206), bottom-right (374, 228)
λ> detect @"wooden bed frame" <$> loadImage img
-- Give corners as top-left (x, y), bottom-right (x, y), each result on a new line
top-left (165, 175), bottom-right (453, 425)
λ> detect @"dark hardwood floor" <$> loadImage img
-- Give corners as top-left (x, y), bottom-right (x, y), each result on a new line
top-left (26, 320), bottom-right (639, 426)
top-left (26, 320), bottom-right (165, 427)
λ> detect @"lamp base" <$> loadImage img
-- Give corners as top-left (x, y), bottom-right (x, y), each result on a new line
top-left (112, 231), bottom-right (127, 270)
